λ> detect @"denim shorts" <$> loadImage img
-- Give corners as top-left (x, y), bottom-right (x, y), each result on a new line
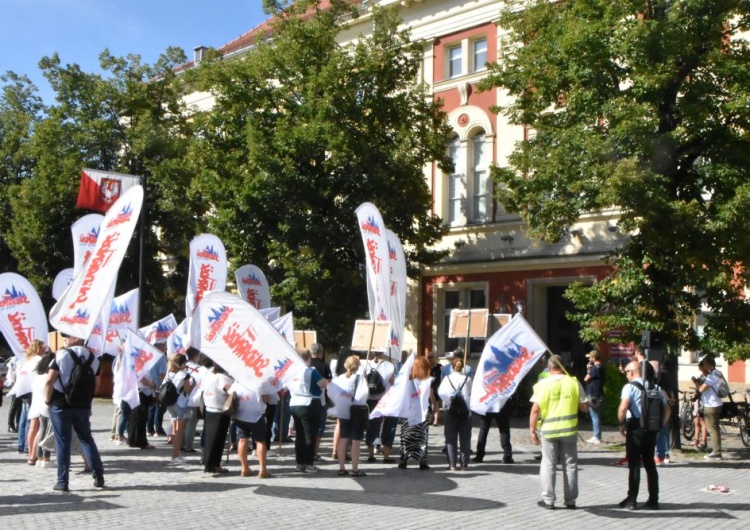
top-left (168, 404), bottom-right (189, 421)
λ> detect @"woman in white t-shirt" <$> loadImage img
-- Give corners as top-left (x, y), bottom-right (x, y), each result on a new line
top-left (17, 340), bottom-right (44, 461)
top-left (229, 381), bottom-right (272, 478)
top-left (201, 363), bottom-right (234, 474)
top-left (328, 355), bottom-right (369, 477)
top-left (437, 357), bottom-right (472, 471)
top-left (28, 346), bottom-right (54, 467)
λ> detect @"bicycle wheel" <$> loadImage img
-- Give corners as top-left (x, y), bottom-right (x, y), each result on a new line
top-left (681, 403), bottom-right (695, 441)
top-left (740, 412), bottom-right (750, 447)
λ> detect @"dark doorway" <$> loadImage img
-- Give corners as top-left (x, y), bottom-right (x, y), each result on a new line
top-left (546, 285), bottom-right (588, 381)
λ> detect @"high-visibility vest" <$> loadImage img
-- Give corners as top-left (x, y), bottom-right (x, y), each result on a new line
top-left (534, 376), bottom-right (580, 438)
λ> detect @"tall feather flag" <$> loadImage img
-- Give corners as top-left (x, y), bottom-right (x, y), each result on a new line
top-left (50, 185), bottom-right (143, 339)
top-left (76, 168), bottom-right (141, 213)
top-left (355, 202), bottom-right (391, 322)
top-left (386, 229), bottom-right (407, 360)
top-left (71, 214), bottom-right (104, 276)
top-left (190, 291), bottom-right (306, 391)
top-left (167, 318), bottom-right (190, 357)
top-left (186, 234), bottom-right (227, 316)
top-left (88, 288), bottom-right (139, 356)
top-left (470, 314), bottom-right (549, 415)
top-left (235, 264), bottom-right (271, 309)
top-left (0, 273), bottom-right (49, 358)
top-left (370, 352), bottom-right (415, 420)
top-left (86, 282), bottom-right (116, 357)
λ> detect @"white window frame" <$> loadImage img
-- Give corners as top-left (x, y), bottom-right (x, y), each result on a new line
top-left (434, 283), bottom-right (488, 358)
top-left (472, 38), bottom-right (487, 73)
top-left (445, 129), bottom-right (492, 226)
top-left (448, 44), bottom-right (463, 78)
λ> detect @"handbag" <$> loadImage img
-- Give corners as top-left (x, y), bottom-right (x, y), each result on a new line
top-left (349, 375), bottom-right (369, 428)
top-left (222, 392), bottom-right (239, 418)
top-left (39, 421), bottom-right (56, 452)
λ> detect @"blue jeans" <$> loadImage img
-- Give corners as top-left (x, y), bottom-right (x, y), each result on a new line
top-left (656, 423), bottom-right (669, 459)
top-left (49, 406), bottom-right (104, 487)
top-left (17, 401), bottom-right (30, 452)
top-left (118, 401), bottom-right (132, 438)
top-left (589, 404), bottom-right (602, 440)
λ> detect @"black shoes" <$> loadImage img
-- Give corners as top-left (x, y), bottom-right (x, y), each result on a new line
top-left (537, 500), bottom-right (554, 510)
top-left (618, 497), bottom-right (637, 510)
top-left (419, 463), bottom-right (430, 470)
top-left (472, 456), bottom-right (484, 463)
top-left (398, 461), bottom-right (407, 469)
top-left (503, 457), bottom-right (515, 464)
top-left (53, 484), bottom-right (69, 493)
top-left (644, 499), bottom-right (660, 510)
top-left (94, 475), bottom-right (105, 488)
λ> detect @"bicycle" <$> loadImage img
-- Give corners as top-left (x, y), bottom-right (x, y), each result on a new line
top-left (737, 391), bottom-right (750, 447)
top-left (679, 389), bottom-right (695, 441)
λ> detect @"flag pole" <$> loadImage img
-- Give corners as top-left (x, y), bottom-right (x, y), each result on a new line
top-left (137, 172), bottom-right (147, 329)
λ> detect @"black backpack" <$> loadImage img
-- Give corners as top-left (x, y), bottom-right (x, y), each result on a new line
top-left (366, 363), bottom-right (386, 396)
top-left (158, 376), bottom-right (180, 407)
top-left (630, 381), bottom-right (664, 432)
top-left (447, 376), bottom-right (470, 421)
top-left (61, 349), bottom-right (96, 408)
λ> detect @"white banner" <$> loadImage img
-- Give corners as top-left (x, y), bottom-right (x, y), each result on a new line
top-left (71, 213), bottom-right (104, 276)
top-left (260, 307), bottom-right (281, 321)
top-left (52, 269), bottom-right (74, 301)
top-left (113, 351), bottom-right (140, 410)
top-left (186, 234), bottom-right (227, 316)
top-left (123, 329), bottom-right (164, 381)
top-left (49, 185), bottom-right (144, 338)
top-left (371, 352), bottom-right (414, 420)
top-left (86, 287), bottom-right (139, 356)
top-left (235, 264), bottom-right (271, 309)
top-left (86, 281), bottom-right (116, 357)
top-left (190, 291), bottom-right (306, 391)
top-left (386, 229), bottom-right (406, 360)
top-left (355, 202), bottom-right (391, 322)
top-left (139, 313), bottom-right (178, 345)
top-left (0, 273), bottom-right (49, 358)
top-left (470, 314), bottom-right (549, 415)
top-left (272, 312), bottom-right (294, 346)
top-left (167, 318), bottom-right (191, 357)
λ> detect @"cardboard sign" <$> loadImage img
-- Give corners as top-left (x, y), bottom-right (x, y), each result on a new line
top-left (351, 320), bottom-right (391, 352)
top-left (294, 330), bottom-right (317, 349)
top-left (449, 309), bottom-right (489, 339)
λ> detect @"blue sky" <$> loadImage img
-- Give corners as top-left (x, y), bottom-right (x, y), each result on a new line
top-left (0, 0), bottom-right (270, 104)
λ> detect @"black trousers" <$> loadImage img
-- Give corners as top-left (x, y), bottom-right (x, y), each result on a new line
top-left (8, 394), bottom-right (22, 430)
top-left (290, 401), bottom-right (322, 466)
top-left (476, 406), bottom-right (513, 461)
top-left (202, 411), bottom-right (230, 471)
top-left (625, 419), bottom-right (659, 502)
top-left (127, 392), bottom-right (150, 448)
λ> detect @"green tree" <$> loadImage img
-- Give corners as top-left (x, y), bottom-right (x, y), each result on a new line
top-left (0, 72), bottom-right (44, 274)
top-left (189, 1), bottom-right (451, 347)
top-left (482, 0), bottom-right (750, 360)
top-left (6, 49), bottom-right (202, 321)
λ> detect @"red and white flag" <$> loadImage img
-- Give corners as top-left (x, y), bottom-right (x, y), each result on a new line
top-left (386, 229), bottom-right (406, 360)
top-left (167, 318), bottom-right (190, 357)
top-left (470, 314), bottom-right (548, 415)
top-left (76, 168), bottom-right (141, 213)
top-left (234, 264), bottom-right (271, 309)
top-left (123, 329), bottom-right (164, 380)
top-left (71, 214), bottom-right (104, 276)
top-left (88, 287), bottom-right (139, 356)
top-left (0, 273), bottom-right (49, 359)
top-left (139, 314), bottom-right (178, 345)
top-left (190, 291), bottom-right (306, 391)
top-left (50, 185), bottom-right (144, 339)
top-left (86, 281), bottom-right (116, 357)
top-left (186, 234), bottom-right (227, 316)
top-left (356, 202), bottom-right (391, 322)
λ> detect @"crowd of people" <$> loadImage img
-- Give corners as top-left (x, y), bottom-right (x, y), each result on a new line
top-left (2, 335), bottom-right (734, 509)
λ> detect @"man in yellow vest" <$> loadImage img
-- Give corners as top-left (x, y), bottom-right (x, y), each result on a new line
top-left (530, 355), bottom-right (589, 509)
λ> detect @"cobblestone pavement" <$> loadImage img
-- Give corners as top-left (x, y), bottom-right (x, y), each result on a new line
top-left (1, 401), bottom-right (748, 529)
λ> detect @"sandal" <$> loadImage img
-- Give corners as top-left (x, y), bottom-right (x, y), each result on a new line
top-left (337, 469), bottom-right (350, 476)
top-left (213, 466), bottom-right (229, 474)
top-left (240, 469), bottom-right (252, 477)
top-left (350, 469), bottom-right (367, 477)
top-left (28, 459), bottom-right (38, 466)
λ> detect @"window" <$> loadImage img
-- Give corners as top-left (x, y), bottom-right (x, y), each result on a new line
top-left (441, 287), bottom-right (487, 356)
top-left (448, 46), bottom-right (463, 78)
top-left (472, 38), bottom-right (487, 72)
top-left (445, 130), bottom-right (492, 226)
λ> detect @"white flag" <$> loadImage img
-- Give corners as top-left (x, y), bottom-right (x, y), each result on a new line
top-left (272, 312), bottom-right (295, 346)
top-left (0, 273), bottom-right (49, 358)
top-left (355, 202), bottom-right (391, 322)
top-left (386, 229), bottom-right (406, 360)
top-left (71, 213), bottom-right (104, 276)
top-left (52, 269), bottom-right (74, 301)
top-left (122, 329), bottom-right (164, 381)
top-left (186, 234), bottom-right (227, 316)
top-left (190, 291), bottom-right (306, 391)
top-left (49, 185), bottom-right (143, 338)
top-left (235, 264), bottom-right (271, 309)
top-left (87, 288), bottom-right (139, 356)
top-left (140, 314), bottom-right (178, 345)
top-left (167, 318), bottom-right (191, 357)
top-left (470, 314), bottom-right (548, 415)
top-left (370, 352), bottom-right (414, 420)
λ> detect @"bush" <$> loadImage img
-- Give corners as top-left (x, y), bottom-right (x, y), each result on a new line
top-left (602, 362), bottom-right (627, 425)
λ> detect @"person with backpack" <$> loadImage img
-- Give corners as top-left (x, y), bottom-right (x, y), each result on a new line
top-left (364, 350), bottom-right (396, 464)
top-left (44, 333), bottom-right (105, 492)
top-left (529, 355), bottom-right (588, 510)
top-left (437, 356), bottom-right (472, 471)
top-left (617, 360), bottom-right (670, 510)
top-left (694, 355), bottom-right (725, 460)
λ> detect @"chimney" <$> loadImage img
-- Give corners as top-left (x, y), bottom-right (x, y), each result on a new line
top-left (193, 46), bottom-right (208, 64)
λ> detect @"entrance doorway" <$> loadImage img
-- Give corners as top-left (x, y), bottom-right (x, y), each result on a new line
top-left (546, 285), bottom-right (588, 381)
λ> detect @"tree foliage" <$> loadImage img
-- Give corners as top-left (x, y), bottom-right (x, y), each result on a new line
top-left (188, 2), bottom-right (451, 347)
top-left (483, 0), bottom-right (750, 360)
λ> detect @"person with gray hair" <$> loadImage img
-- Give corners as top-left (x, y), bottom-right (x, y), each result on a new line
top-left (529, 354), bottom-right (588, 509)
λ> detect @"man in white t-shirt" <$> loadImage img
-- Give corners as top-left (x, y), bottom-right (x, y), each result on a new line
top-left (695, 356), bottom-right (724, 459)
top-left (364, 351), bottom-right (396, 464)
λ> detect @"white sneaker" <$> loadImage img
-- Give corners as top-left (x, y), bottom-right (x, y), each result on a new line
top-left (306, 465), bottom-right (320, 473)
top-left (587, 437), bottom-right (602, 445)
top-left (39, 460), bottom-right (50, 468)
top-left (169, 456), bottom-right (187, 465)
